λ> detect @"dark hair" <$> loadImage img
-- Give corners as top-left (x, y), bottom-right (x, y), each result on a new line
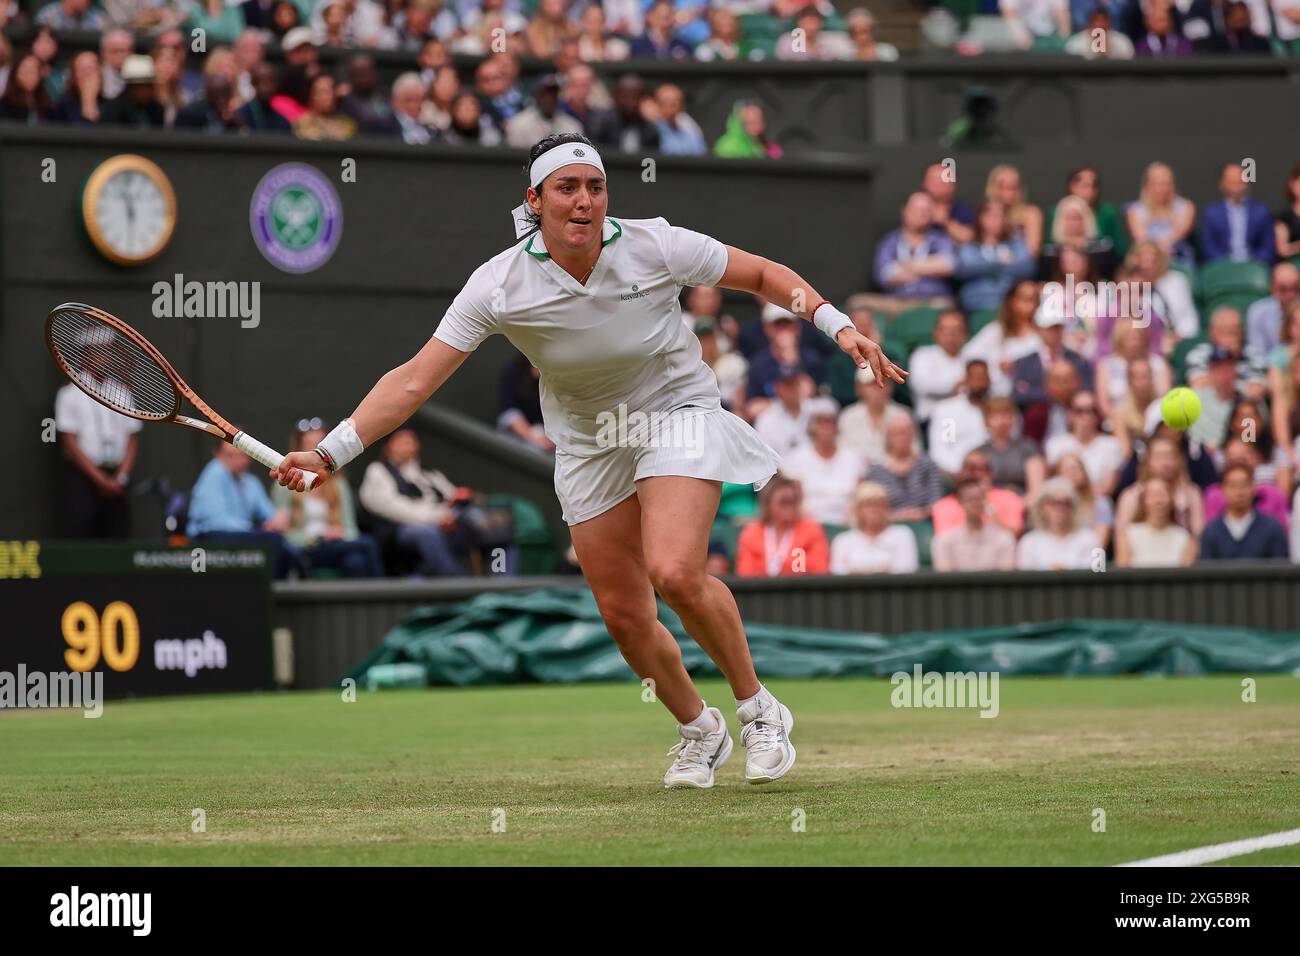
top-left (1, 53), bottom-right (53, 115)
top-left (1220, 462), bottom-right (1253, 485)
top-left (955, 476), bottom-right (984, 496)
top-left (518, 132), bottom-right (598, 234)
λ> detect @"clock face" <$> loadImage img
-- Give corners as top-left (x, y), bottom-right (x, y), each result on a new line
top-left (83, 155), bottom-right (176, 266)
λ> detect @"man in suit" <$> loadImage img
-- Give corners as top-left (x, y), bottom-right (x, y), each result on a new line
top-left (1011, 301), bottom-right (1093, 410)
top-left (1200, 162), bottom-right (1276, 264)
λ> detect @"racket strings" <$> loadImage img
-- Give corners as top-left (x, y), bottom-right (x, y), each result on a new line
top-left (48, 310), bottom-right (177, 419)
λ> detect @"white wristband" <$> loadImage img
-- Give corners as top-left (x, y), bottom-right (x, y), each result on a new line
top-left (813, 302), bottom-right (854, 342)
top-left (317, 418), bottom-right (365, 471)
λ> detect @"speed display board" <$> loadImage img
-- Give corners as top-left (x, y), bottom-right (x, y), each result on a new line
top-left (0, 541), bottom-right (273, 698)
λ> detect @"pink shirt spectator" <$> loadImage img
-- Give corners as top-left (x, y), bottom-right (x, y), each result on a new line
top-left (1203, 483), bottom-right (1290, 531)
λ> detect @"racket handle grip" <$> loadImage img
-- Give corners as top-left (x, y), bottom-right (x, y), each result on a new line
top-left (234, 431), bottom-right (318, 491)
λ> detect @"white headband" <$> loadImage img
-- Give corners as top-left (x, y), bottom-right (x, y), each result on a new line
top-left (511, 142), bottom-right (606, 239)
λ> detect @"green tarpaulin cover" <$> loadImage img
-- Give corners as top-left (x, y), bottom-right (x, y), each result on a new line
top-left (345, 587), bottom-right (1300, 687)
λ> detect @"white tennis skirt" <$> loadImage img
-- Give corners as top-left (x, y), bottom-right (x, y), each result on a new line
top-left (553, 405), bottom-right (782, 525)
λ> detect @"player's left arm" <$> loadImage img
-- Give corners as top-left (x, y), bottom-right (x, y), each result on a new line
top-left (717, 245), bottom-right (907, 387)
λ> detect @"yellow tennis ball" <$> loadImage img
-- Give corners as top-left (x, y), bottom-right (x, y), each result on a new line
top-left (1161, 387), bottom-right (1201, 430)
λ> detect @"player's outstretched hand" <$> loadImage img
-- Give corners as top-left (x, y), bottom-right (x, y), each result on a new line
top-left (835, 328), bottom-right (908, 388)
top-left (270, 451), bottom-right (330, 492)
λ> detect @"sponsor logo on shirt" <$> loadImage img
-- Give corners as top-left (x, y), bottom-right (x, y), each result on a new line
top-left (620, 282), bottom-right (651, 301)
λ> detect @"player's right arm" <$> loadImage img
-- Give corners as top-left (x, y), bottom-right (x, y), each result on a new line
top-left (271, 336), bottom-right (470, 489)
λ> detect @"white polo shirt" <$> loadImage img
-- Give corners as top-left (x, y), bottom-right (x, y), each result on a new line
top-left (433, 217), bottom-right (729, 457)
top-left (54, 382), bottom-right (141, 468)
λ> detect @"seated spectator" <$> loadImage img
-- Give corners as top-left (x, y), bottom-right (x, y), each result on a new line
top-left (867, 415), bottom-right (946, 521)
top-left (1011, 296), bottom-right (1093, 424)
top-left (1204, 438), bottom-right (1290, 528)
top-left (932, 448), bottom-right (1026, 537)
top-left (977, 396), bottom-right (1045, 496)
top-left (1245, 262), bottom-right (1300, 363)
top-left (1049, 165), bottom-right (1130, 259)
top-left (415, 65), bottom-right (458, 132)
top-left (525, 0), bottom-right (577, 59)
top-left (1040, 194), bottom-right (1117, 280)
top-left (230, 62), bottom-right (287, 132)
top-left (1201, 161), bottom-right (1276, 265)
top-left (829, 481), bottom-right (919, 574)
top-left (1115, 477), bottom-right (1196, 566)
top-left (965, 279), bottom-right (1043, 397)
top-left (736, 477), bottom-right (830, 576)
top-left (1016, 476), bottom-right (1101, 569)
top-left (386, 0), bottom-right (461, 50)
top-left (777, 5), bottom-right (854, 59)
top-left (358, 429), bottom-right (477, 576)
top-left (932, 477), bottom-right (1017, 571)
top-left (746, 304), bottom-right (825, 404)
top-left (985, 164), bottom-right (1043, 257)
top-left (99, 29), bottom-right (133, 100)
top-left (1000, 0), bottom-right (1070, 48)
top-left (1189, 348), bottom-right (1244, 452)
top-left (1047, 450), bottom-right (1112, 547)
top-left (1204, 1), bottom-right (1271, 52)
top-left (1045, 390), bottom-right (1123, 497)
top-left (1126, 161), bottom-right (1196, 268)
top-left (921, 161), bottom-right (975, 246)
top-left (37, 0), bottom-right (105, 29)
top-left (1134, 3), bottom-right (1194, 56)
top-left (863, 192), bottom-right (956, 320)
top-left (1113, 434), bottom-right (1205, 540)
top-left (630, 0), bottom-right (694, 58)
top-left (1199, 462), bottom-right (1290, 559)
top-left (753, 364), bottom-right (817, 456)
top-left (440, 90), bottom-right (503, 145)
top-left (1277, 164), bottom-right (1300, 261)
top-left (1096, 319), bottom-right (1171, 424)
top-left (591, 73), bottom-right (660, 152)
top-left (293, 74), bottom-right (356, 140)
top-left (1185, 306), bottom-right (1268, 401)
top-left (1021, 357), bottom-right (1081, 446)
top-left (506, 73), bottom-right (583, 147)
top-left (780, 399), bottom-right (864, 525)
top-left (928, 358), bottom-right (992, 476)
top-left (497, 351), bottom-right (553, 453)
top-left (825, 303), bottom-right (880, 407)
top-left (153, 44), bottom-right (188, 127)
top-left (100, 55), bottom-right (168, 128)
top-left (713, 100), bottom-right (781, 159)
top-left (54, 51), bottom-right (106, 125)
top-left (270, 62), bottom-right (316, 125)
top-left (1065, 7), bottom-right (1135, 58)
top-left (695, 7), bottom-right (745, 61)
top-left (270, 421), bottom-right (383, 577)
top-left (187, 443), bottom-right (300, 579)
top-left (559, 62), bottom-right (609, 131)
top-left (174, 74), bottom-right (241, 132)
top-left (310, 0), bottom-right (388, 47)
top-left (282, 27), bottom-right (320, 70)
top-left (1267, 303), bottom-right (1300, 452)
top-left (696, 318), bottom-right (748, 414)
top-left (838, 371), bottom-right (912, 465)
top-left (364, 71), bottom-right (432, 143)
top-left (1047, 245), bottom-right (1104, 359)
top-left (650, 82), bottom-right (706, 155)
top-left (1125, 240), bottom-right (1198, 343)
top-left (1220, 400), bottom-right (1292, 496)
top-left (955, 200), bottom-right (1035, 313)
top-left (845, 7), bottom-right (899, 60)
top-left (578, 4), bottom-right (630, 61)
top-left (909, 310), bottom-right (970, 425)
top-left (1110, 354), bottom-right (1162, 458)
top-left (187, 0), bottom-right (246, 45)
top-left (338, 53), bottom-right (389, 131)
top-left (0, 53), bottom-right (55, 124)
top-left (471, 53), bottom-right (523, 128)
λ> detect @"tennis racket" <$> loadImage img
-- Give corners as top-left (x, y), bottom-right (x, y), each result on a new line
top-left (44, 302), bottom-right (317, 490)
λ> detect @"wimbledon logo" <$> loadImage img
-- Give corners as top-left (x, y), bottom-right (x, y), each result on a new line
top-left (249, 162), bottom-right (342, 274)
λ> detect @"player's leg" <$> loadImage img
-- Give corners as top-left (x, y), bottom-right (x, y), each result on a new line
top-left (637, 475), bottom-right (796, 784)
top-left (569, 493), bottom-right (732, 788)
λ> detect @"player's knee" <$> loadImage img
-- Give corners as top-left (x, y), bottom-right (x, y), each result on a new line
top-left (599, 601), bottom-right (657, 650)
top-left (647, 561), bottom-right (707, 609)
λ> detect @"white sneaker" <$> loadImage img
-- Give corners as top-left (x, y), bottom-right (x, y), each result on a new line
top-left (663, 706), bottom-right (733, 789)
top-left (737, 693), bottom-right (796, 784)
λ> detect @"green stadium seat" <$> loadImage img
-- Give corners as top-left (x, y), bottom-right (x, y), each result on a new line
top-left (1171, 334), bottom-right (1209, 385)
top-left (1198, 260), bottom-right (1270, 300)
top-left (487, 493), bottom-right (557, 576)
top-left (718, 481), bottom-right (758, 520)
top-left (968, 309), bottom-right (999, 335)
top-left (738, 13), bottom-right (782, 58)
top-left (821, 523), bottom-right (849, 546)
top-left (893, 307), bottom-right (943, 352)
top-left (903, 519), bottom-right (934, 569)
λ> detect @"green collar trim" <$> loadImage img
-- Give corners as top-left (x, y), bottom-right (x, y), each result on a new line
top-left (525, 218), bottom-right (622, 261)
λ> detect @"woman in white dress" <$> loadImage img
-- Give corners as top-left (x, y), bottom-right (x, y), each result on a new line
top-left (271, 134), bottom-right (906, 790)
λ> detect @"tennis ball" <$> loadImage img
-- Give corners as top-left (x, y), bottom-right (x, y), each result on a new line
top-left (1161, 387), bottom-right (1201, 430)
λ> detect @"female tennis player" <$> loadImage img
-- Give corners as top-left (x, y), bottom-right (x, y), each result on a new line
top-left (272, 133), bottom-right (906, 788)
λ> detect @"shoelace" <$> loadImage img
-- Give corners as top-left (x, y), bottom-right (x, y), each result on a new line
top-left (741, 715), bottom-right (784, 755)
top-left (666, 735), bottom-right (712, 770)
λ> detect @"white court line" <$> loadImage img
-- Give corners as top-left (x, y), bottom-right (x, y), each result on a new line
top-left (1117, 827), bottom-right (1300, 867)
